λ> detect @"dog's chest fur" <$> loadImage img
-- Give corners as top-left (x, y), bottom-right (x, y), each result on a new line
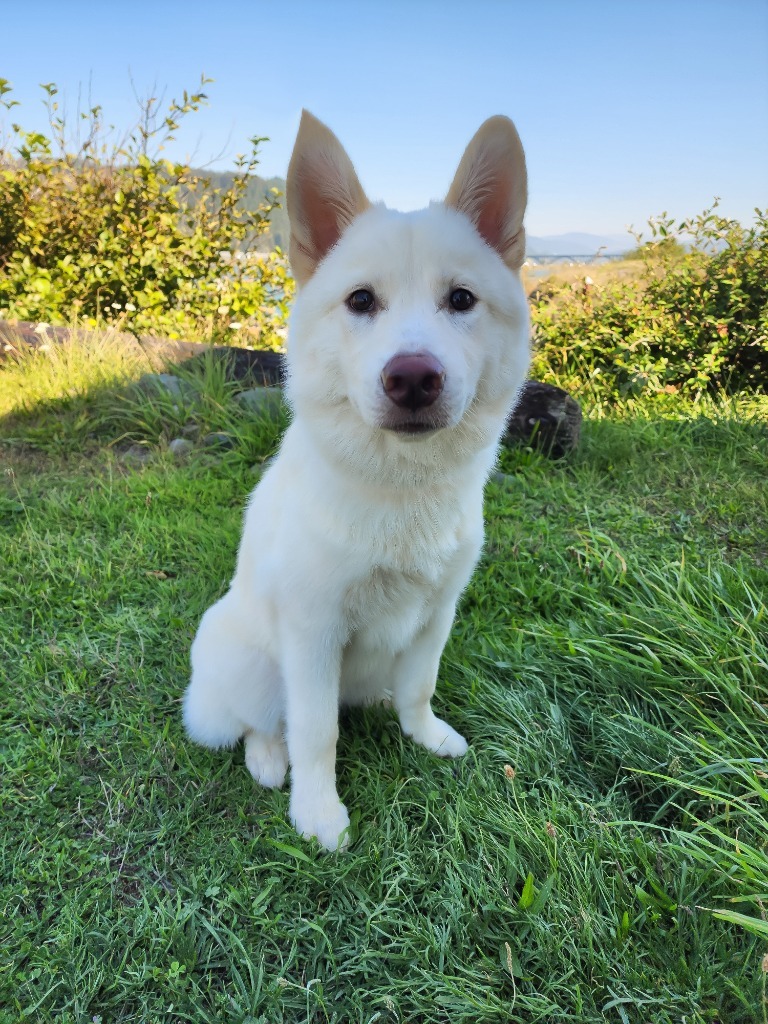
top-left (343, 563), bottom-right (436, 649)
top-left (339, 493), bottom-right (478, 655)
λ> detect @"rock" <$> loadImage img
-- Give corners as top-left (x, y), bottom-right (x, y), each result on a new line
top-left (168, 438), bottom-right (194, 458)
top-left (208, 348), bottom-right (285, 386)
top-left (248, 455), bottom-right (276, 477)
top-left (201, 432), bottom-right (236, 451)
top-left (504, 381), bottom-right (582, 457)
top-left (121, 443), bottom-right (153, 465)
top-left (135, 373), bottom-right (196, 402)
top-left (233, 387), bottom-right (284, 418)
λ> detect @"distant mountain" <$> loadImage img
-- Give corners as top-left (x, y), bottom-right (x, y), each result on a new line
top-left (191, 170), bottom-right (290, 251)
top-left (526, 232), bottom-right (632, 257)
top-left (193, 170), bottom-right (632, 257)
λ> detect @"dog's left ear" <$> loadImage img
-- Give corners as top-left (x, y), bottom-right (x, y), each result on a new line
top-left (287, 110), bottom-right (371, 285)
top-left (445, 116), bottom-right (527, 271)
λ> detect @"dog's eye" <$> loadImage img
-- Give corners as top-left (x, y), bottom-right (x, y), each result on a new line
top-left (449, 288), bottom-right (476, 312)
top-left (347, 289), bottom-right (376, 314)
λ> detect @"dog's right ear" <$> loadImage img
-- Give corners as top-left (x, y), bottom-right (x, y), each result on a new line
top-left (287, 111), bottom-right (370, 285)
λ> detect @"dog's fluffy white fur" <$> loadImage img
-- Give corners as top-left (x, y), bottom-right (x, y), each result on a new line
top-left (183, 111), bottom-right (530, 850)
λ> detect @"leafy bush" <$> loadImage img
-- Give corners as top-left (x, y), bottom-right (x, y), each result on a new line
top-left (621, 236), bottom-right (687, 262)
top-left (0, 78), bottom-right (293, 348)
top-left (531, 205), bottom-right (768, 400)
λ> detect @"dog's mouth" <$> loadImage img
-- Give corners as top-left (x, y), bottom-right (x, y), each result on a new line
top-left (389, 422), bottom-right (437, 434)
top-left (379, 414), bottom-right (446, 437)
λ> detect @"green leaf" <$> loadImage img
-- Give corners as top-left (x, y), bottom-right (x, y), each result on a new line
top-left (709, 908), bottom-right (768, 940)
top-left (266, 840), bottom-right (314, 864)
top-left (518, 872), bottom-right (536, 910)
top-left (529, 873), bottom-right (556, 914)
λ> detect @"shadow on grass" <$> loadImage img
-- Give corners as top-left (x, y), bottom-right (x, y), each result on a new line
top-left (0, 343), bottom-right (290, 470)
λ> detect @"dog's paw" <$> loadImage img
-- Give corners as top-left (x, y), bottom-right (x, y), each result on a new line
top-left (407, 716), bottom-right (469, 758)
top-left (290, 794), bottom-right (351, 852)
top-left (244, 732), bottom-right (289, 789)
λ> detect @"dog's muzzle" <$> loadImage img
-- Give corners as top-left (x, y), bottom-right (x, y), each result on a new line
top-left (379, 352), bottom-right (448, 435)
top-left (380, 353), bottom-right (445, 412)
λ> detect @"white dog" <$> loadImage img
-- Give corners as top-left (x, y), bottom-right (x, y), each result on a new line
top-left (184, 111), bottom-right (530, 850)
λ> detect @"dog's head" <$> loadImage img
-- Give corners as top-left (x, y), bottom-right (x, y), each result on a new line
top-left (284, 111), bottom-right (530, 464)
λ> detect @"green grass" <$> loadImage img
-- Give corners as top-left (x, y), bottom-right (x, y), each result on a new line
top-left (1, 336), bottom-right (767, 1022)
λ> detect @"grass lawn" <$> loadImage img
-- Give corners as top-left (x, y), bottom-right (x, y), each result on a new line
top-left (1, 337), bottom-right (767, 1023)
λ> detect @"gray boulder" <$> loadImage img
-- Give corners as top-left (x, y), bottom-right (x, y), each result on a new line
top-left (136, 373), bottom-right (197, 403)
top-left (504, 381), bottom-right (582, 457)
top-left (233, 386), bottom-right (285, 419)
top-left (168, 438), bottom-right (194, 458)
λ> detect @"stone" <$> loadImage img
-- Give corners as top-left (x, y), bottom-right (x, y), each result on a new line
top-left (233, 387), bottom-right (284, 418)
top-left (504, 381), bottom-right (582, 457)
top-left (168, 438), bottom-right (194, 458)
top-left (121, 443), bottom-right (153, 465)
top-left (207, 348), bottom-right (285, 386)
top-left (248, 455), bottom-right (275, 477)
top-left (135, 373), bottom-right (196, 403)
top-left (201, 432), bottom-right (236, 450)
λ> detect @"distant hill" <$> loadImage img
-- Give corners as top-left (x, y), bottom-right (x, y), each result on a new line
top-left (526, 232), bottom-right (632, 257)
top-left (195, 171), bottom-right (631, 257)
top-left (193, 170), bottom-right (289, 251)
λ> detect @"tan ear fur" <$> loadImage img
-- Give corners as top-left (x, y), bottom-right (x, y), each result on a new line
top-left (445, 116), bottom-right (527, 271)
top-left (286, 111), bottom-right (370, 285)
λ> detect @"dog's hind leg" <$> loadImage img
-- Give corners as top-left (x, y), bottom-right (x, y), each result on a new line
top-left (244, 730), bottom-right (289, 789)
top-left (184, 594), bottom-right (286, 786)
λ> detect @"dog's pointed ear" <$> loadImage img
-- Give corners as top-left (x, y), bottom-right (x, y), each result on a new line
top-left (287, 111), bottom-right (370, 285)
top-left (445, 116), bottom-right (527, 271)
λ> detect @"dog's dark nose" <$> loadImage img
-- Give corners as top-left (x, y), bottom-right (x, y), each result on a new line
top-left (381, 353), bottom-right (445, 411)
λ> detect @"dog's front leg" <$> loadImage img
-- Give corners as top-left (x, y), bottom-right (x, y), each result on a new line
top-left (281, 629), bottom-right (350, 851)
top-left (392, 601), bottom-right (469, 758)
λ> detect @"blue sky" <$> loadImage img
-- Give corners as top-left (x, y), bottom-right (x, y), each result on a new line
top-left (2, 0), bottom-right (766, 239)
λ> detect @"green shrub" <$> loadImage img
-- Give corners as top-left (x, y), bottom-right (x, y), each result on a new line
top-left (531, 204), bottom-right (768, 400)
top-left (0, 77), bottom-right (293, 348)
top-left (621, 236), bottom-right (687, 262)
